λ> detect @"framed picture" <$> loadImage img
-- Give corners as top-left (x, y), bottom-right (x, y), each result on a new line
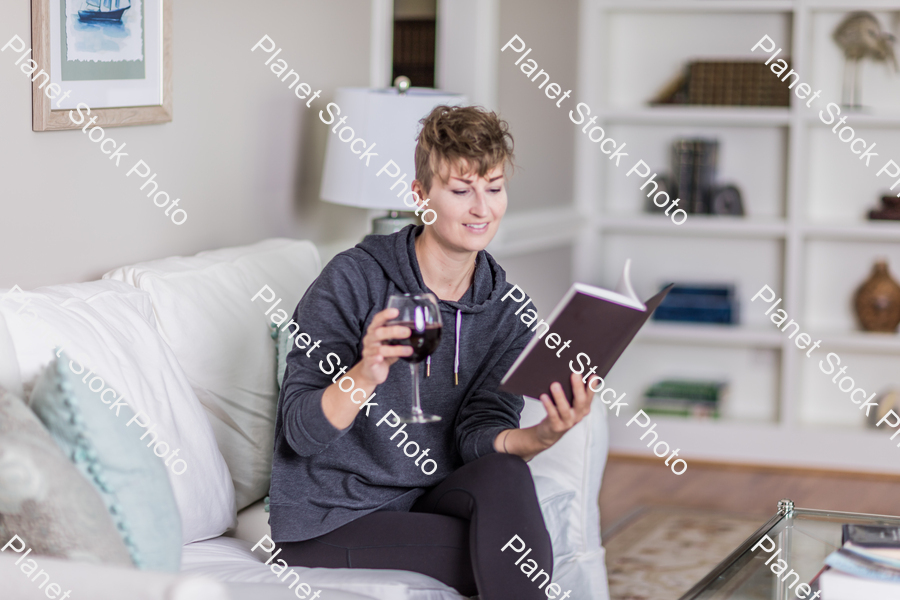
top-left (30, 0), bottom-right (172, 131)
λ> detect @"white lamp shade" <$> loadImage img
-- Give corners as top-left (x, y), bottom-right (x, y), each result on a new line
top-left (320, 87), bottom-right (466, 210)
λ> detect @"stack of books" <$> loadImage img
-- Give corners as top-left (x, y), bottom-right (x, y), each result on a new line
top-left (817, 524), bottom-right (900, 599)
top-left (651, 284), bottom-right (738, 325)
top-left (671, 139), bottom-right (719, 214)
top-left (651, 60), bottom-right (792, 107)
top-left (642, 379), bottom-right (726, 419)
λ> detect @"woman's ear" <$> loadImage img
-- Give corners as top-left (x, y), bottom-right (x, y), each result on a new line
top-left (410, 180), bottom-right (427, 210)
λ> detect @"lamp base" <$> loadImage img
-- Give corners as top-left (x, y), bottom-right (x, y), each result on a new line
top-left (372, 211), bottom-right (419, 235)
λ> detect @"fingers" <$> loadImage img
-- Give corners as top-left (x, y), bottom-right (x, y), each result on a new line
top-left (369, 307), bottom-right (400, 330)
top-left (366, 309), bottom-right (412, 344)
top-left (549, 382), bottom-right (574, 423)
top-left (362, 309), bottom-right (412, 358)
top-left (542, 375), bottom-right (594, 436)
top-left (362, 343), bottom-right (412, 359)
top-left (571, 372), bottom-right (594, 419)
top-left (540, 394), bottom-right (561, 428)
top-left (374, 324), bottom-right (412, 343)
top-left (378, 345), bottom-right (414, 358)
top-left (355, 309), bottom-right (415, 387)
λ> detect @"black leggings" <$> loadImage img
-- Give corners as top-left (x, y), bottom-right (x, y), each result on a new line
top-left (280, 452), bottom-right (553, 599)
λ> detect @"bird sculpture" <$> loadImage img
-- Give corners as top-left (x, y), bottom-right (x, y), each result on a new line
top-left (833, 11), bottom-right (898, 108)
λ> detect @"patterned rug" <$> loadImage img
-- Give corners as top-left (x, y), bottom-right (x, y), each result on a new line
top-left (603, 507), bottom-right (768, 600)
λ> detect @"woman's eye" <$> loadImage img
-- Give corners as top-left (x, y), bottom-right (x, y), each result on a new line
top-left (453, 190), bottom-right (468, 196)
top-left (489, 187), bottom-right (502, 193)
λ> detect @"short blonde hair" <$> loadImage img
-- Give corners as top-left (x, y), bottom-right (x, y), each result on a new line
top-left (414, 105), bottom-right (515, 194)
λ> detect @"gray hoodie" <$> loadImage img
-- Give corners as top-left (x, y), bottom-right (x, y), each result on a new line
top-left (269, 225), bottom-right (534, 542)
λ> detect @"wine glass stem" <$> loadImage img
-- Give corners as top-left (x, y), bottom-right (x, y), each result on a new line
top-left (410, 361), bottom-right (423, 419)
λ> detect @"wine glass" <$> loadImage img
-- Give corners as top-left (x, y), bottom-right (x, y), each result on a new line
top-left (385, 293), bottom-right (443, 423)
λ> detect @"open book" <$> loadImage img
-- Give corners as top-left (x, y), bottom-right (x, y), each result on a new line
top-left (499, 260), bottom-right (672, 401)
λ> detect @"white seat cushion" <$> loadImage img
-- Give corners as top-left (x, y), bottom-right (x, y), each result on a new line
top-left (104, 238), bottom-right (321, 510)
top-left (0, 552), bottom-right (229, 600)
top-left (182, 537), bottom-right (467, 600)
top-left (0, 280), bottom-right (236, 544)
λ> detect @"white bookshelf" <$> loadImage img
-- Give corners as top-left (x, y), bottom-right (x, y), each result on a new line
top-left (574, 0), bottom-right (900, 474)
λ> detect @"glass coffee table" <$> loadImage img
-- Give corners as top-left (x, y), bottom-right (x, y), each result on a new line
top-left (679, 499), bottom-right (900, 599)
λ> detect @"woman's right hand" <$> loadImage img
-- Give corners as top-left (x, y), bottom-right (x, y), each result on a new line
top-left (357, 307), bottom-right (413, 387)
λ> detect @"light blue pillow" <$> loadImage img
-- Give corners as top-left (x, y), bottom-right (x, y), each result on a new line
top-left (274, 322), bottom-right (291, 390)
top-left (29, 354), bottom-right (182, 572)
top-left (271, 324), bottom-right (293, 514)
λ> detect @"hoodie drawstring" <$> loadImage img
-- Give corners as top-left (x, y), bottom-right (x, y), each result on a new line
top-left (425, 309), bottom-right (461, 385)
top-left (454, 309), bottom-right (461, 385)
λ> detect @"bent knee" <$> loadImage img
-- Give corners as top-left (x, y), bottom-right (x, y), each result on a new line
top-left (474, 452), bottom-right (532, 484)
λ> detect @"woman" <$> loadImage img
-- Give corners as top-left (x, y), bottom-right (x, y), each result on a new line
top-left (271, 105), bottom-right (594, 599)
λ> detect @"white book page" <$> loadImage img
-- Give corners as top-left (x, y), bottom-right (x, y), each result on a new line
top-left (574, 259), bottom-right (645, 311)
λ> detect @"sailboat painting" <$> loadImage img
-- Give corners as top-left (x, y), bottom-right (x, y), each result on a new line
top-left (65, 0), bottom-right (144, 63)
top-left (79, 0), bottom-right (131, 22)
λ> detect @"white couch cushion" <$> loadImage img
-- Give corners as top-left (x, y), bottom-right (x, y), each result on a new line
top-left (523, 397), bottom-right (611, 600)
top-left (104, 239), bottom-right (321, 510)
top-left (0, 310), bottom-right (23, 398)
top-left (0, 281), bottom-right (236, 545)
top-left (182, 537), bottom-right (467, 600)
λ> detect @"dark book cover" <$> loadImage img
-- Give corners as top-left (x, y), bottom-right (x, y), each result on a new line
top-left (499, 262), bottom-right (672, 401)
top-left (844, 524), bottom-right (900, 548)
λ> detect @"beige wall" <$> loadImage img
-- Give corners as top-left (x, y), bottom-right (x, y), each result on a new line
top-left (1, 0), bottom-right (579, 309)
top-left (501, 246), bottom-right (574, 316)
top-left (0, 0), bottom-right (372, 289)
top-left (498, 0), bottom-right (578, 214)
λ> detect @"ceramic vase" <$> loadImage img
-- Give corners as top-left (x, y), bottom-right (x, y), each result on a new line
top-left (854, 260), bottom-right (900, 333)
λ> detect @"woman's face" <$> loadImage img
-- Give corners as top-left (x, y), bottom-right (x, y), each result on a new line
top-left (413, 162), bottom-right (507, 254)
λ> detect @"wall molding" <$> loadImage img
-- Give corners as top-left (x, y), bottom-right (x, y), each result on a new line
top-left (370, 0), bottom-right (394, 88)
top-left (488, 205), bottom-right (582, 258)
top-left (436, 0), bottom-right (499, 108)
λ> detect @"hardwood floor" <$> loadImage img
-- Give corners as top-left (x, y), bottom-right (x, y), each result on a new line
top-left (599, 454), bottom-right (900, 535)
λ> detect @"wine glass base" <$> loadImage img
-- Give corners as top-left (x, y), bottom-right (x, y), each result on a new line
top-left (399, 414), bottom-right (442, 424)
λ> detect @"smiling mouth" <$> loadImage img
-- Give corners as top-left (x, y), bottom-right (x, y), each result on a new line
top-left (464, 223), bottom-right (489, 231)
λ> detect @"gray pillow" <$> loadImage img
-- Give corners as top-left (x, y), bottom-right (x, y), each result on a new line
top-left (0, 386), bottom-right (133, 566)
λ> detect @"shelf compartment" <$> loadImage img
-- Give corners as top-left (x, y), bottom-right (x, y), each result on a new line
top-left (804, 111), bottom-right (900, 128)
top-left (805, 125), bottom-right (900, 222)
top-left (803, 240), bottom-right (900, 332)
top-left (602, 1), bottom-right (795, 12)
top-left (637, 322), bottom-right (784, 348)
top-left (605, 10), bottom-right (793, 109)
top-left (809, 330), bottom-right (900, 354)
top-left (799, 349), bottom-right (900, 428)
top-left (803, 222), bottom-right (900, 243)
top-left (808, 1), bottom-right (900, 9)
top-left (603, 106), bottom-right (791, 127)
top-left (609, 340), bottom-right (780, 422)
top-left (807, 10), bottom-right (900, 116)
top-left (603, 123), bottom-right (789, 219)
top-left (601, 215), bottom-right (788, 238)
top-left (601, 233), bottom-right (784, 328)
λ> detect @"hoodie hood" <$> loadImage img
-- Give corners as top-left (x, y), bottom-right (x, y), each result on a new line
top-left (355, 225), bottom-right (507, 315)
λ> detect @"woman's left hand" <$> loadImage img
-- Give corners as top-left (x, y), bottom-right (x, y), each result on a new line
top-left (534, 372), bottom-right (595, 449)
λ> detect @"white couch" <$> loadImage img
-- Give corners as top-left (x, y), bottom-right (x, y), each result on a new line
top-left (0, 238), bottom-right (610, 600)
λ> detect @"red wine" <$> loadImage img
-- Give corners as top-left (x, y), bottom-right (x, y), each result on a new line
top-left (386, 322), bottom-right (442, 363)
